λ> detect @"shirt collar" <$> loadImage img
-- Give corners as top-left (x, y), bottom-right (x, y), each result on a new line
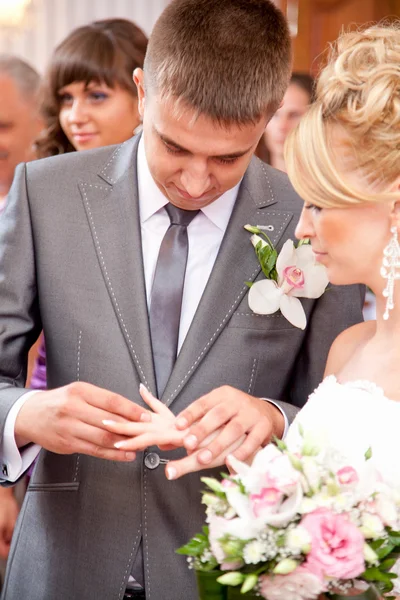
top-left (137, 136), bottom-right (240, 231)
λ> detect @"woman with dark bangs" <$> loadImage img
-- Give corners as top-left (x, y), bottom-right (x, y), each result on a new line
top-left (30, 18), bottom-right (148, 390)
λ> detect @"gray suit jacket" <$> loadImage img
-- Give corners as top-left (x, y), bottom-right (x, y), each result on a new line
top-left (0, 136), bottom-right (363, 600)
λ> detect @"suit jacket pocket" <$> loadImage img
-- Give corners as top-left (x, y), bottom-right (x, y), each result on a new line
top-left (29, 450), bottom-right (81, 487)
top-left (28, 482), bottom-right (80, 492)
top-left (229, 311), bottom-right (297, 330)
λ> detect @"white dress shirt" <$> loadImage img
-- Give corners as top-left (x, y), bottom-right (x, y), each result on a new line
top-left (1, 137), bottom-right (287, 482)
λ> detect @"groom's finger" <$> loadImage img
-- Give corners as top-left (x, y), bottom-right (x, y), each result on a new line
top-left (79, 382), bottom-right (151, 422)
top-left (175, 386), bottom-right (235, 430)
top-left (165, 437), bottom-right (243, 480)
top-left (229, 423), bottom-right (269, 462)
top-left (195, 423), bottom-right (247, 465)
top-left (182, 404), bottom-right (236, 451)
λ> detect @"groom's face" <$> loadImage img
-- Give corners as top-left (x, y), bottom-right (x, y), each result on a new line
top-left (134, 70), bottom-right (268, 211)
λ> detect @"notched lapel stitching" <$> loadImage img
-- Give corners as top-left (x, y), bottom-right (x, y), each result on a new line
top-left (164, 211), bottom-right (292, 406)
top-left (119, 526), bottom-right (142, 600)
top-left (81, 183), bottom-right (150, 389)
top-left (254, 162), bottom-right (276, 206)
top-left (260, 212), bottom-right (292, 242)
top-left (165, 265), bottom-right (260, 405)
top-left (100, 142), bottom-right (127, 185)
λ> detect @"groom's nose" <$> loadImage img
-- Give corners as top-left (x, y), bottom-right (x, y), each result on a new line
top-left (180, 161), bottom-right (211, 198)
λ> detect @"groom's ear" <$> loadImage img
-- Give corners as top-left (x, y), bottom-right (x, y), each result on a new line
top-left (133, 68), bottom-right (146, 118)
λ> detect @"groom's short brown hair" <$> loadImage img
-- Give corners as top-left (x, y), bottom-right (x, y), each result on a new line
top-left (144, 0), bottom-right (292, 125)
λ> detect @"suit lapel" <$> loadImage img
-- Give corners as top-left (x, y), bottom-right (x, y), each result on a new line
top-left (79, 137), bottom-right (157, 395)
top-left (162, 159), bottom-right (293, 405)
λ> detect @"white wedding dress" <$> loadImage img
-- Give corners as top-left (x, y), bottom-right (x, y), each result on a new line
top-left (287, 375), bottom-right (400, 487)
top-left (286, 375), bottom-right (400, 594)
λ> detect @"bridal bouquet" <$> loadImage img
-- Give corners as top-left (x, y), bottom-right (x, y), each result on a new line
top-left (177, 433), bottom-right (400, 600)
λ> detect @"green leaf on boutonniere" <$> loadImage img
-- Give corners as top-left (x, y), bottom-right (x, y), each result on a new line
top-left (297, 238), bottom-right (310, 247)
top-left (255, 243), bottom-right (278, 282)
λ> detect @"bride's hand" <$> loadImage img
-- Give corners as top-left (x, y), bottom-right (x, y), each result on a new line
top-left (102, 385), bottom-right (188, 451)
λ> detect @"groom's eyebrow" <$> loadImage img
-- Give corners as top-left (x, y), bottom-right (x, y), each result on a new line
top-left (155, 127), bottom-right (252, 160)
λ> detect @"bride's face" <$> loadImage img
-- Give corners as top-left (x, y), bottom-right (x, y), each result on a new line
top-left (295, 136), bottom-right (396, 289)
top-left (295, 201), bottom-right (392, 287)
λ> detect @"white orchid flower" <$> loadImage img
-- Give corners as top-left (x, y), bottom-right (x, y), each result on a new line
top-left (248, 238), bottom-right (329, 329)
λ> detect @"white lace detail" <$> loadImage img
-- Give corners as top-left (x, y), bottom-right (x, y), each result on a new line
top-left (331, 375), bottom-right (386, 399)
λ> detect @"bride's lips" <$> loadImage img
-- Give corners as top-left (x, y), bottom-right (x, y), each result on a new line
top-left (313, 249), bottom-right (328, 262)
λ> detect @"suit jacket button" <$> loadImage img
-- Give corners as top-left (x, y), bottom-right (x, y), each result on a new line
top-left (144, 452), bottom-right (160, 470)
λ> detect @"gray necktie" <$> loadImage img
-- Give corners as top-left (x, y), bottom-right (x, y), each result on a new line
top-left (149, 203), bottom-right (199, 397)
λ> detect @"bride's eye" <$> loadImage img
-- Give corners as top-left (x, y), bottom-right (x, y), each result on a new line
top-left (305, 203), bottom-right (322, 213)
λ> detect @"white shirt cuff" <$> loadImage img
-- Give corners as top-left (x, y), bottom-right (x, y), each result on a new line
top-left (262, 398), bottom-right (289, 439)
top-left (1, 391), bottom-right (41, 482)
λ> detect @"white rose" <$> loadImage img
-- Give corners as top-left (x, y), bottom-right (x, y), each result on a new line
top-left (360, 513), bottom-right (385, 539)
top-left (286, 526), bottom-right (312, 554)
top-left (375, 495), bottom-right (399, 529)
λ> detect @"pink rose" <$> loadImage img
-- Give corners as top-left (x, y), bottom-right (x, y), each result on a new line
top-left (301, 509), bottom-right (365, 579)
top-left (260, 567), bottom-right (326, 600)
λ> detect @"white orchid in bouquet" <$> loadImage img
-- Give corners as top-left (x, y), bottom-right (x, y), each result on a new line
top-left (177, 432), bottom-right (400, 600)
top-left (244, 225), bottom-right (329, 330)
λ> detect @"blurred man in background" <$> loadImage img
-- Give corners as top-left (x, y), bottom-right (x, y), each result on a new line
top-left (0, 54), bottom-right (43, 587)
top-left (0, 55), bottom-right (43, 211)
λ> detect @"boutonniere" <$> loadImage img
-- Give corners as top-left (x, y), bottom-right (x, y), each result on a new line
top-left (244, 225), bottom-right (329, 330)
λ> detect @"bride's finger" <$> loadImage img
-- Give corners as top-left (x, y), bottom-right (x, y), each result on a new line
top-left (139, 384), bottom-right (174, 419)
top-left (102, 419), bottom-right (166, 436)
top-left (114, 429), bottom-right (186, 451)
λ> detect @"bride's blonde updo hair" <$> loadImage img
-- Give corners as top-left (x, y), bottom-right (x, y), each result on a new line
top-left (285, 24), bottom-right (400, 208)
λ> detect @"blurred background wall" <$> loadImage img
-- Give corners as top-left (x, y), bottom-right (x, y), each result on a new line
top-left (292, 0), bottom-right (400, 74)
top-left (0, 0), bottom-right (399, 75)
top-left (0, 0), bottom-right (171, 72)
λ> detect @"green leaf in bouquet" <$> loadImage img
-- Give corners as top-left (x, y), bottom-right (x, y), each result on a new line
top-left (176, 538), bottom-right (206, 556)
top-left (362, 565), bottom-right (396, 591)
top-left (369, 539), bottom-right (385, 551)
top-left (219, 535), bottom-right (248, 561)
top-left (388, 530), bottom-right (400, 546)
top-left (379, 557), bottom-right (397, 571)
top-left (240, 574), bottom-right (258, 594)
top-left (244, 281), bottom-right (253, 288)
top-left (176, 527), bottom-right (209, 556)
top-left (364, 447), bottom-right (373, 461)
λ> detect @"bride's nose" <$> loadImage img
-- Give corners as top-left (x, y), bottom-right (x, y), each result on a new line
top-left (295, 206), bottom-right (315, 240)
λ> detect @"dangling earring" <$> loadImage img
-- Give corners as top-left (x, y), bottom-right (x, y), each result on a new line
top-left (381, 226), bottom-right (400, 320)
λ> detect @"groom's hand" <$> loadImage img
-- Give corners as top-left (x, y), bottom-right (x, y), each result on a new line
top-left (15, 382), bottom-right (151, 462)
top-left (166, 386), bottom-right (284, 479)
